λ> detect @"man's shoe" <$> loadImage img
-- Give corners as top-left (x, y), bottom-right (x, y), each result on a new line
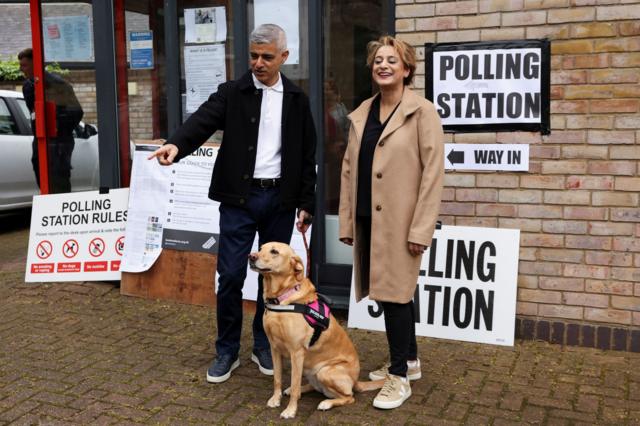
top-left (373, 374), bottom-right (412, 410)
top-left (369, 359), bottom-right (422, 381)
top-left (251, 348), bottom-right (274, 376)
top-left (206, 354), bottom-right (240, 383)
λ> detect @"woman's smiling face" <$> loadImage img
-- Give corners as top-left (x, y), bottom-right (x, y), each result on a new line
top-left (371, 45), bottom-right (409, 89)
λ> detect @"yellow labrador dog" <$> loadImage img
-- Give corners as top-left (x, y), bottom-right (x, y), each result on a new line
top-left (249, 242), bottom-right (383, 419)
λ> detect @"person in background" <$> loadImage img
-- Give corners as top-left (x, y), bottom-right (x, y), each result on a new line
top-left (339, 35), bottom-right (444, 410)
top-left (19, 48), bottom-right (83, 194)
top-left (148, 24), bottom-right (316, 384)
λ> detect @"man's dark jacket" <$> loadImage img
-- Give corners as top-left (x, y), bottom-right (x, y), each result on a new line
top-left (167, 70), bottom-right (316, 213)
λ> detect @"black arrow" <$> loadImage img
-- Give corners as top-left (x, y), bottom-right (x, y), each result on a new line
top-left (447, 149), bottom-right (465, 165)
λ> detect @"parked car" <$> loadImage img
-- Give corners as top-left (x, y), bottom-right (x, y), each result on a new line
top-left (0, 89), bottom-right (129, 212)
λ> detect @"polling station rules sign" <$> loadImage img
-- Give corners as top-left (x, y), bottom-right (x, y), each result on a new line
top-left (25, 189), bottom-right (129, 282)
top-left (426, 40), bottom-right (550, 134)
top-left (348, 226), bottom-right (520, 346)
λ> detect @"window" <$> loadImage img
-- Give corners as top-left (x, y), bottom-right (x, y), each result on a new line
top-left (0, 99), bottom-right (19, 135)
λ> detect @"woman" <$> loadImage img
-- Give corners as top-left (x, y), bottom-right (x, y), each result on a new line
top-left (338, 36), bottom-right (444, 410)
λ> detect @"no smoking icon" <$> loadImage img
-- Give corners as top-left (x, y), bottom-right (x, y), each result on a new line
top-left (115, 236), bottom-right (125, 256)
top-left (62, 239), bottom-right (79, 258)
top-left (36, 240), bottom-right (53, 259)
top-left (89, 237), bottom-right (106, 257)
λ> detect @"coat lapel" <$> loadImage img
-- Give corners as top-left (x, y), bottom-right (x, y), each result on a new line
top-left (378, 89), bottom-right (420, 143)
top-left (348, 97), bottom-right (375, 150)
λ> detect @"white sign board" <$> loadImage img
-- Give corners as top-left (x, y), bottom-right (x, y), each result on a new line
top-left (433, 48), bottom-right (541, 125)
top-left (348, 225), bottom-right (520, 346)
top-left (445, 143), bottom-right (529, 171)
top-left (25, 189), bottom-right (129, 282)
top-left (184, 44), bottom-right (227, 113)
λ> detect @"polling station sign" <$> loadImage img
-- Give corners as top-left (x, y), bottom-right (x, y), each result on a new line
top-left (425, 40), bottom-right (550, 134)
top-left (348, 225), bottom-right (520, 346)
top-left (25, 189), bottom-right (129, 282)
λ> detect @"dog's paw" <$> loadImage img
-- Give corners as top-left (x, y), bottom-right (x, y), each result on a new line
top-left (280, 406), bottom-right (297, 419)
top-left (283, 386), bottom-right (291, 396)
top-left (317, 400), bottom-right (333, 411)
top-left (267, 394), bottom-right (281, 408)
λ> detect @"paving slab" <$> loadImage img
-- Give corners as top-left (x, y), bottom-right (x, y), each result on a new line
top-left (1, 214), bottom-right (639, 425)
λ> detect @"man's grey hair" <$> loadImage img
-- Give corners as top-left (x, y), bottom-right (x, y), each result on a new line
top-left (250, 24), bottom-right (287, 51)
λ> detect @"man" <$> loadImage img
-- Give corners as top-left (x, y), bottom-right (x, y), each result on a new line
top-left (149, 24), bottom-right (316, 383)
top-left (19, 48), bottom-right (83, 194)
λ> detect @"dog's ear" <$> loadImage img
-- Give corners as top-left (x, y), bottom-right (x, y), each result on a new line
top-left (290, 255), bottom-right (305, 280)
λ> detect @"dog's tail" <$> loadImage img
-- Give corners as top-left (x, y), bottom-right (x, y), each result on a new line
top-left (354, 379), bottom-right (385, 392)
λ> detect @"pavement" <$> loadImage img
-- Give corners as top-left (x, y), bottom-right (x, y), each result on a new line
top-left (1, 212), bottom-right (639, 425)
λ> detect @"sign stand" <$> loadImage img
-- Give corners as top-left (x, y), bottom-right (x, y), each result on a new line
top-left (120, 250), bottom-right (257, 313)
top-left (119, 140), bottom-right (256, 311)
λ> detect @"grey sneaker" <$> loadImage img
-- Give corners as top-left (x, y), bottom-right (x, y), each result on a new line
top-left (369, 359), bottom-right (422, 381)
top-left (373, 374), bottom-right (412, 409)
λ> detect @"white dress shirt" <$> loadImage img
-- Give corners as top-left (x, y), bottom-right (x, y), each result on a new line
top-left (252, 73), bottom-right (283, 179)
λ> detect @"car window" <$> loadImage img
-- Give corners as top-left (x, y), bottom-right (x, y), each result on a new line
top-left (15, 98), bottom-right (33, 136)
top-left (15, 99), bottom-right (31, 123)
top-left (0, 99), bottom-right (19, 135)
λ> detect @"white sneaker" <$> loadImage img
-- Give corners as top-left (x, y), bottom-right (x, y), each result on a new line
top-left (373, 374), bottom-right (412, 409)
top-left (369, 359), bottom-right (422, 381)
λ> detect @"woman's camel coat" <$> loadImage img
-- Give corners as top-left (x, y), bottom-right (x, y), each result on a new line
top-left (339, 89), bottom-right (444, 304)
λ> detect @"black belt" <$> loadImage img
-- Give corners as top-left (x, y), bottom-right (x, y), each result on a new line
top-left (252, 178), bottom-right (281, 188)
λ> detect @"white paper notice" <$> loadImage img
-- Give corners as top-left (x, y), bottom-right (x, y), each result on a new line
top-left (254, 0), bottom-right (299, 65)
top-left (184, 44), bottom-right (227, 113)
top-left (184, 7), bottom-right (227, 43)
top-left (120, 146), bottom-right (171, 272)
top-left (164, 146), bottom-right (219, 233)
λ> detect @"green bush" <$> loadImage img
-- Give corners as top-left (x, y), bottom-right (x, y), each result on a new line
top-left (0, 56), bottom-right (69, 81)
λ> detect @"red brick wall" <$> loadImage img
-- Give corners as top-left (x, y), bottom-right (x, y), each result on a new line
top-left (397, 1), bottom-right (640, 329)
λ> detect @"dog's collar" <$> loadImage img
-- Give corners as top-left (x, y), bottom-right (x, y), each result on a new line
top-left (266, 283), bottom-right (301, 305)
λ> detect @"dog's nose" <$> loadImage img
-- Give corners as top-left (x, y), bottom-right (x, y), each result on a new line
top-left (248, 253), bottom-right (258, 262)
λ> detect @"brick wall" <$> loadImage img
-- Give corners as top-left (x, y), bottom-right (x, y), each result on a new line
top-left (396, 1), bottom-right (640, 341)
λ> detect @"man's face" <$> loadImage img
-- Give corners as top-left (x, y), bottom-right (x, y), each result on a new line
top-left (250, 42), bottom-right (288, 86)
top-left (19, 57), bottom-right (34, 79)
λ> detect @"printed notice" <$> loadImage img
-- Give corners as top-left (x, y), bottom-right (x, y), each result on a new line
top-left (184, 7), bottom-right (227, 43)
top-left (184, 44), bottom-right (226, 113)
top-left (43, 15), bottom-right (93, 62)
top-left (120, 145), bottom-right (170, 273)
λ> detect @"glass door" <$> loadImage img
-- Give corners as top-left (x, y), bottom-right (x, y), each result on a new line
top-left (323, 0), bottom-right (390, 264)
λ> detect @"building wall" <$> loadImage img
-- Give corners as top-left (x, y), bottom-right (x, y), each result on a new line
top-left (397, 0), bottom-right (640, 343)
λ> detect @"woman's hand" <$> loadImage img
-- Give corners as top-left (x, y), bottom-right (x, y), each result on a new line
top-left (408, 242), bottom-right (426, 256)
top-left (340, 237), bottom-right (353, 246)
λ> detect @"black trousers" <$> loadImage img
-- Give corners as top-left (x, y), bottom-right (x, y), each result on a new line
top-left (358, 215), bottom-right (418, 378)
top-left (216, 186), bottom-right (295, 357)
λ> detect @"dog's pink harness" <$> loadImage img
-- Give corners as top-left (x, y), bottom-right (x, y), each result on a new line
top-left (265, 288), bottom-right (331, 347)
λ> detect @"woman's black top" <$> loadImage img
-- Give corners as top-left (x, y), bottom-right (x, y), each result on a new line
top-left (356, 95), bottom-right (400, 216)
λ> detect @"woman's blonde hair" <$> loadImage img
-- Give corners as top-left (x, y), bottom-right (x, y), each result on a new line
top-left (366, 35), bottom-right (416, 86)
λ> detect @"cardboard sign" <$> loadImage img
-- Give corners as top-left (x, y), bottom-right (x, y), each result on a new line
top-left (445, 143), bottom-right (529, 171)
top-left (25, 189), bottom-right (129, 282)
top-left (347, 225), bottom-right (520, 346)
top-left (425, 40), bottom-right (550, 134)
